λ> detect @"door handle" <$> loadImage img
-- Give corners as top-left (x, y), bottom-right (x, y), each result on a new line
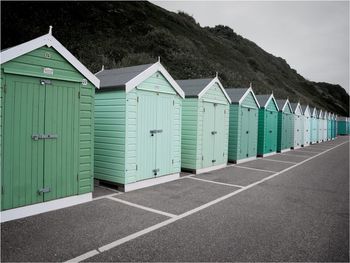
top-left (246, 131), bottom-right (249, 134)
top-left (211, 131), bottom-right (217, 135)
top-left (38, 187), bottom-right (50, 195)
top-left (212, 160), bottom-right (216, 163)
top-left (32, 134), bottom-right (58, 140)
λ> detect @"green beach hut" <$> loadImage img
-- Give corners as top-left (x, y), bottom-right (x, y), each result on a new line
top-left (256, 94), bottom-right (279, 157)
top-left (301, 105), bottom-right (311, 147)
top-left (310, 107), bottom-right (318, 144)
top-left (226, 87), bottom-right (260, 163)
top-left (177, 77), bottom-right (231, 173)
top-left (318, 110), bottom-right (325, 142)
top-left (337, 116), bottom-right (348, 135)
top-left (323, 111), bottom-right (328, 141)
top-left (327, 112), bottom-right (332, 141)
top-left (291, 102), bottom-right (303, 149)
top-left (276, 99), bottom-right (294, 153)
top-left (95, 62), bottom-right (184, 191)
top-left (0, 29), bottom-right (99, 222)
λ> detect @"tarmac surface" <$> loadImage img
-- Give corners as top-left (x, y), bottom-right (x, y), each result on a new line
top-left (1, 136), bottom-right (349, 262)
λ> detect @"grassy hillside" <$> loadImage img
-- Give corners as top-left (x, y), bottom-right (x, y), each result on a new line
top-left (1, 1), bottom-right (348, 115)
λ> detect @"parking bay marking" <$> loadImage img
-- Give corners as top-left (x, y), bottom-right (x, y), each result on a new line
top-left (106, 196), bottom-right (177, 218)
top-left (258, 158), bottom-right (297, 164)
top-left (187, 176), bottom-right (244, 188)
top-left (65, 140), bottom-right (349, 263)
top-left (233, 165), bottom-right (277, 173)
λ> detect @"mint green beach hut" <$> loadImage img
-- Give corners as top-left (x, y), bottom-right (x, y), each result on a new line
top-left (178, 77), bottom-right (231, 174)
top-left (256, 94), bottom-right (279, 157)
top-left (276, 99), bottom-right (294, 153)
top-left (291, 102), bottom-right (303, 149)
top-left (310, 107), bottom-right (318, 144)
top-left (226, 87), bottom-right (260, 163)
top-left (95, 62), bottom-right (184, 191)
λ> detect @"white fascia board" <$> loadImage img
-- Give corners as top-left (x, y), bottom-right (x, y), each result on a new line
top-left (125, 62), bottom-right (185, 98)
top-left (266, 94), bottom-right (279, 111)
top-left (303, 105), bottom-right (310, 117)
top-left (294, 102), bottom-right (302, 115)
top-left (198, 77), bottom-right (231, 103)
top-left (238, 87), bottom-right (260, 108)
top-left (1, 34), bottom-right (100, 88)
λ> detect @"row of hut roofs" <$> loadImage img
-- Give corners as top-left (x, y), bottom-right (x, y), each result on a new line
top-left (0, 29), bottom-right (349, 222)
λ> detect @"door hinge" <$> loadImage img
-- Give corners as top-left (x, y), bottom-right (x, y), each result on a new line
top-left (136, 164), bottom-right (138, 171)
top-left (202, 155), bottom-right (204, 160)
top-left (1, 186), bottom-right (4, 195)
top-left (78, 91), bottom-right (81, 99)
top-left (173, 100), bottom-right (175, 106)
top-left (137, 96), bottom-right (139, 103)
top-left (77, 173), bottom-right (79, 181)
top-left (203, 108), bottom-right (205, 112)
top-left (172, 159), bottom-right (174, 164)
top-left (3, 84), bottom-right (6, 94)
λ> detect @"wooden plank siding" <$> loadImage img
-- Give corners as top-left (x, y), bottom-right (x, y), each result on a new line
top-left (228, 104), bottom-right (240, 161)
top-left (94, 90), bottom-right (126, 184)
top-left (181, 99), bottom-right (199, 169)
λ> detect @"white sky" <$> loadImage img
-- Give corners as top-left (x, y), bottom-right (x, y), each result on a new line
top-left (152, 1), bottom-right (350, 93)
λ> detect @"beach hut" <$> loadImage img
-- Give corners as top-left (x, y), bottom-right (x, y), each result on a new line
top-left (291, 102), bottom-right (303, 149)
top-left (0, 28), bottom-right (99, 221)
top-left (318, 110), bottom-right (324, 142)
top-left (226, 87), bottom-right (260, 163)
top-left (330, 113), bottom-right (335, 140)
top-left (276, 99), bottom-right (294, 153)
top-left (256, 94), bottom-right (279, 157)
top-left (310, 107), bottom-right (318, 144)
top-left (323, 111), bottom-right (328, 141)
top-left (301, 105), bottom-right (311, 146)
top-left (327, 112), bottom-right (332, 141)
top-left (337, 116), bottom-right (348, 135)
top-left (95, 62), bottom-right (184, 191)
top-left (178, 76), bottom-right (231, 173)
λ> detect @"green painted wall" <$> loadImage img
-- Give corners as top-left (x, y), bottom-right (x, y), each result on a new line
top-left (181, 99), bottom-right (199, 169)
top-left (181, 82), bottom-right (229, 171)
top-left (94, 71), bottom-right (182, 185)
top-left (338, 120), bottom-right (348, 135)
top-left (1, 46), bottom-right (95, 211)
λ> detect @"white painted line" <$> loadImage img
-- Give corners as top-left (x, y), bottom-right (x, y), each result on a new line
top-left (106, 196), bottom-right (177, 218)
top-left (260, 158), bottom-right (297, 165)
top-left (93, 193), bottom-right (120, 201)
top-left (187, 176), bottom-right (244, 188)
top-left (68, 140), bottom-right (349, 262)
top-left (64, 249), bottom-right (100, 262)
top-left (282, 153), bottom-right (308, 158)
top-left (234, 165), bottom-right (276, 173)
top-left (296, 150), bottom-right (321, 154)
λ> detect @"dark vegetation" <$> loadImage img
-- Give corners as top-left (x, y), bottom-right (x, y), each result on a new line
top-left (1, 1), bottom-right (348, 115)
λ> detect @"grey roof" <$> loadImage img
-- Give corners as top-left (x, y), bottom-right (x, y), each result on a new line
top-left (276, 99), bottom-right (287, 111)
top-left (96, 63), bottom-right (154, 89)
top-left (225, 88), bottom-right (249, 103)
top-left (290, 103), bottom-right (301, 113)
top-left (255, 95), bottom-right (271, 107)
top-left (175, 78), bottom-right (213, 97)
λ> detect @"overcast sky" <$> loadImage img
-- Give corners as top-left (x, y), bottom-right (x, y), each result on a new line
top-left (152, 1), bottom-right (349, 93)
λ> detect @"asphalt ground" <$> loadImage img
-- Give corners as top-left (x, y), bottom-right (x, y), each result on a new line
top-left (1, 136), bottom-right (349, 262)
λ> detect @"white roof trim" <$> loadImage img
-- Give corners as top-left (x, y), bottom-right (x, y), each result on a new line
top-left (280, 99), bottom-right (292, 112)
top-left (197, 77), bottom-right (231, 103)
top-left (318, 109), bottom-right (323, 118)
top-left (125, 62), bottom-right (185, 98)
top-left (303, 105), bottom-right (311, 117)
top-left (293, 102), bottom-right (303, 115)
top-left (264, 94), bottom-right (279, 111)
top-left (1, 33), bottom-right (100, 88)
top-left (238, 87), bottom-right (260, 107)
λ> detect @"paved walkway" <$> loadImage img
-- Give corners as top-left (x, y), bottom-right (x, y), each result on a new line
top-left (1, 136), bottom-right (349, 262)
